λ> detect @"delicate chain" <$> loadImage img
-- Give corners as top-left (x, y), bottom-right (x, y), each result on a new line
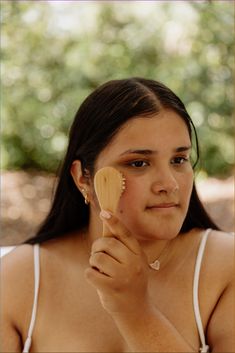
top-left (149, 240), bottom-right (172, 271)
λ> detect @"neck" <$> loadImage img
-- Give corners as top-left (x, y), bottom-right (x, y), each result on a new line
top-left (139, 238), bottom-right (171, 263)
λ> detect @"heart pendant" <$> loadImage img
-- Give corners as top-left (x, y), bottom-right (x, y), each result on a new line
top-left (149, 259), bottom-right (160, 271)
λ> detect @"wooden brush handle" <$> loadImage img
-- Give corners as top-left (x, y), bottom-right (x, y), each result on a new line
top-left (102, 223), bottom-right (111, 237)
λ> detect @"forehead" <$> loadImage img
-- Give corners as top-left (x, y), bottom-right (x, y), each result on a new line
top-left (107, 109), bottom-right (189, 147)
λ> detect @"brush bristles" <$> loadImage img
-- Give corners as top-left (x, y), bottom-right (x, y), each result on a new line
top-left (94, 167), bottom-right (125, 214)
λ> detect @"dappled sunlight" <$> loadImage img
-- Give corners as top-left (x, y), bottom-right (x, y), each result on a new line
top-left (1, 171), bottom-right (56, 245)
top-left (1, 1), bottom-right (234, 176)
top-left (1, 171), bottom-right (234, 246)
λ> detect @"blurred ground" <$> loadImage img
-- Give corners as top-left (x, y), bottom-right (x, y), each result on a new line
top-left (0, 171), bottom-right (234, 246)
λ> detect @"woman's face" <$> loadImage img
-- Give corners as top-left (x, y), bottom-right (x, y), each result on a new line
top-left (93, 109), bottom-right (194, 240)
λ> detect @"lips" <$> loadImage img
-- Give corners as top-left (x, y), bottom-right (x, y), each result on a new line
top-left (147, 203), bottom-right (179, 209)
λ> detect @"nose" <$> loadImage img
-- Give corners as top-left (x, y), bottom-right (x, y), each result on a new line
top-left (151, 167), bottom-right (179, 195)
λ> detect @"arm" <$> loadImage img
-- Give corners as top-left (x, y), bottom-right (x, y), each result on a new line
top-left (85, 211), bottom-right (196, 352)
top-left (1, 318), bottom-right (22, 353)
top-left (111, 302), bottom-right (196, 352)
top-left (1, 246), bottom-right (34, 353)
top-left (207, 280), bottom-right (235, 352)
top-left (1, 256), bottom-right (23, 352)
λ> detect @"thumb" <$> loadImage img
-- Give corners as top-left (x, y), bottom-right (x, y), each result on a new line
top-left (100, 210), bottom-right (130, 237)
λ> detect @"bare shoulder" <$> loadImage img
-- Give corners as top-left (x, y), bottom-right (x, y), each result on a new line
top-left (208, 229), bottom-right (234, 250)
top-left (206, 229), bottom-right (234, 280)
top-left (205, 230), bottom-right (235, 351)
top-left (1, 244), bottom-right (35, 330)
top-left (1, 244), bottom-right (35, 286)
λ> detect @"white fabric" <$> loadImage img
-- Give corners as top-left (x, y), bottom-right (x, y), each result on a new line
top-left (0, 246), bottom-right (16, 257)
top-left (22, 244), bottom-right (40, 353)
top-left (193, 229), bottom-right (211, 353)
top-left (22, 230), bottom-right (211, 352)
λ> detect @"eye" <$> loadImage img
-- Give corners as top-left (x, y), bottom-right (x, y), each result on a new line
top-left (171, 156), bottom-right (189, 165)
top-left (129, 160), bottom-right (149, 168)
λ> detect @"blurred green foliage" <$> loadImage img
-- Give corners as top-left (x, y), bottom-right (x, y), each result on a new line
top-left (1, 1), bottom-right (234, 176)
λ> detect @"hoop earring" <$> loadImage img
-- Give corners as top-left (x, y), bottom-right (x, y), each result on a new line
top-left (81, 188), bottom-right (90, 205)
top-left (84, 194), bottom-right (90, 205)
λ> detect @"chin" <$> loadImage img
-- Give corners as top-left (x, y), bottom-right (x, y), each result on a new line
top-left (129, 223), bottom-right (183, 241)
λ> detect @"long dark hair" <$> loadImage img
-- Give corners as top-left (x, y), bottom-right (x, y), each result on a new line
top-left (26, 78), bottom-right (219, 244)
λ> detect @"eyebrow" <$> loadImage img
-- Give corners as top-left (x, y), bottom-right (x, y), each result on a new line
top-left (119, 146), bottom-right (192, 156)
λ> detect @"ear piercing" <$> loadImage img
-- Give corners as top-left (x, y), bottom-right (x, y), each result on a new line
top-left (81, 188), bottom-right (90, 205)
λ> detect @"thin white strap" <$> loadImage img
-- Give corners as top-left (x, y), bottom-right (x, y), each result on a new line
top-left (193, 229), bottom-right (211, 353)
top-left (22, 244), bottom-right (40, 353)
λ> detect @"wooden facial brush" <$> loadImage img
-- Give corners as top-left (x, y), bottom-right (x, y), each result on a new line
top-left (94, 166), bottom-right (126, 236)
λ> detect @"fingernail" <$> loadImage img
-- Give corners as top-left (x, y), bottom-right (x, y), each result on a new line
top-left (100, 210), bottom-right (112, 219)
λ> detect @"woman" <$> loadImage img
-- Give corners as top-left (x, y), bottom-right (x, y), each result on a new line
top-left (2, 78), bottom-right (234, 352)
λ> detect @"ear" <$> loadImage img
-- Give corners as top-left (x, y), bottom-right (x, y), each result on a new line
top-left (70, 160), bottom-right (90, 192)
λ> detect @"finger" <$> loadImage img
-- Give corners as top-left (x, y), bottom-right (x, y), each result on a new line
top-left (91, 236), bottom-right (134, 264)
top-left (84, 266), bottom-right (113, 289)
top-left (100, 210), bottom-right (141, 255)
top-left (89, 251), bottom-right (122, 277)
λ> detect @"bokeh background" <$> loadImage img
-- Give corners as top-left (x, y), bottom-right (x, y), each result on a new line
top-left (1, 0), bottom-right (234, 245)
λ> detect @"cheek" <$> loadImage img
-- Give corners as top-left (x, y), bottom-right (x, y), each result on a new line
top-left (116, 169), bottom-right (194, 216)
top-left (179, 170), bottom-right (194, 201)
top-left (118, 176), bottom-right (145, 214)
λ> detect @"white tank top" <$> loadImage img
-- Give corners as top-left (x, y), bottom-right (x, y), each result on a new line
top-left (22, 229), bottom-right (211, 353)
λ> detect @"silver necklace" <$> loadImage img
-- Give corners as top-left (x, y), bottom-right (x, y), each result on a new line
top-left (149, 241), bottom-right (171, 271)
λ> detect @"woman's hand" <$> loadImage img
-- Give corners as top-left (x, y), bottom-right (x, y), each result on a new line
top-left (85, 210), bottom-right (151, 316)
top-left (85, 211), bottom-right (196, 352)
